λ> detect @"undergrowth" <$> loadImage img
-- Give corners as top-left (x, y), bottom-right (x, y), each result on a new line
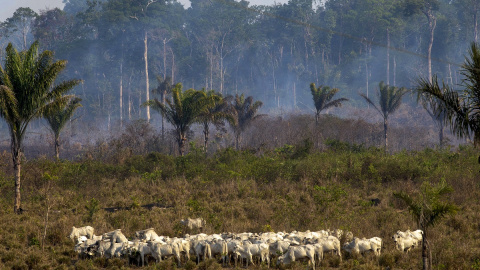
top-left (0, 142), bottom-right (478, 269)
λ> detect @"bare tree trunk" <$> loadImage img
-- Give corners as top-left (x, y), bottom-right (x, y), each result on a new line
top-left (393, 56), bottom-right (397, 86)
top-left (203, 122), bottom-right (209, 154)
top-left (422, 229), bottom-right (429, 270)
top-left (365, 60), bottom-right (369, 99)
top-left (475, 10), bottom-right (478, 43)
top-left (439, 119), bottom-right (444, 148)
top-left (54, 135), bottom-right (60, 160)
top-left (144, 30), bottom-right (150, 122)
top-left (119, 61), bottom-right (123, 128)
top-left (426, 11), bottom-right (436, 83)
top-left (178, 131), bottom-right (186, 156)
top-left (12, 136), bottom-right (21, 214)
top-left (293, 81), bottom-right (296, 109)
top-left (384, 118), bottom-right (388, 154)
top-left (387, 28), bottom-right (390, 85)
top-left (235, 132), bottom-right (240, 151)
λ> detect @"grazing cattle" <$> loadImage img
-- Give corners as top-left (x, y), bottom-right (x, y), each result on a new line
top-left (180, 218), bottom-right (206, 231)
top-left (392, 231), bottom-right (420, 253)
top-left (69, 226), bottom-right (94, 241)
top-left (269, 240), bottom-right (291, 257)
top-left (96, 241), bottom-right (123, 258)
top-left (135, 228), bottom-right (161, 242)
top-left (124, 241), bottom-right (152, 266)
top-left (191, 240), bottom-right (212, 264)
top-left (208, 239), bottom-right (229, 266)
top-left (150, 242), bottom-right (182, 266)
top-left (329, 229), bottom-right (354, 243)
top-left (107, 242), bottom-right (124, 258)
top-left (234, 243), bottom-right (270, 267)
top-left (343, 237), bottom-right (382, 256)
top-left (308, 236), bottom-right (342, 261)
top-left (171, 238), bottom-right (191, 263)
top-left (74, 241), bottom-right (97, 259)
top-left (277, 245), bottom-right (316, 270)
top-left (103, 229), bottom-right (128, 243)
top-left (408, 230), bottom-right (423, 243)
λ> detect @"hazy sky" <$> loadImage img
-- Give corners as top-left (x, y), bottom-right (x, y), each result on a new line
top-left (0, 0), bottom-right (289, 22)
top-left (0, 0), bottom-right (65, 22)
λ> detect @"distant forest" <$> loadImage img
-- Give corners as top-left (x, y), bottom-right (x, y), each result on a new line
top-left (0, 0), bottom-right (476, 126)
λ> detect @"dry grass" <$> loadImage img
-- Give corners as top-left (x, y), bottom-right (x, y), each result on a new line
top-left (0, 114), bottom-right (477, 269)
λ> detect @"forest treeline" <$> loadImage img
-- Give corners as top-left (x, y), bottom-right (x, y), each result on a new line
top-left (0, 0), bottom-right (476, 124)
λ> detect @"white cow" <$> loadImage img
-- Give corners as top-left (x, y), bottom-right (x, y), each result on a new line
top-left (191, 240), bottom-right (212, 264)
top-left (150, 242), bottom-right (182, 266)
top-left (408, 230), bottom-right (423, 244)
top-left (69, 226), bottom-right (94, 241)
top-left (180, 218), bottom-right (206, 231)
top-left (135, 228), bottom-right (161, 242)
top-left (277, 245), bottom-right (316, 270)
top-left (208, 239), bottom-right (229, 266)
top-left (97, 241), bottom-right (123, 258)
top-left (308, 236), bottom-right (342, 261)
top-left (392, 231), bottom-right (419, 253)
top-left (103, 229), bottom-right (128, 243)
top-left (234, 243), bottom-right (270, 267)
top-left (343, 237), bottom-right (382, 256)
top-left (268, 240), bottom-right (291, 257)
top-left (171, 238), bottom-right (191, 263)
top-left (124, 240), bottom-right (152, 266)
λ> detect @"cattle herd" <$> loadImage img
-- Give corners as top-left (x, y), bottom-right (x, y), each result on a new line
top-left (69, 218), bottom-right (424, 268)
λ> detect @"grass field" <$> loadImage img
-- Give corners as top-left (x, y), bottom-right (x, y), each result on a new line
top-left (0, 114), bottom-right (478, 269)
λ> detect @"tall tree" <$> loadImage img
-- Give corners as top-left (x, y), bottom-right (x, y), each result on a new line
top-left (394, 180), bottom-right (457, 270)
top-left (309, 82), bottom-right (348, 125)
top-left (417, 42), bottom-right (480, 146)
top-left (145, 84), bottom-right (211, 156)
top-left (45, 97), bottom-right (82, 159)
top-left (453, 0), bottom-right (480, 42)
top-left (228, 94), bottom-right (263, 150)
top-left (151, 75), bottom-right (173, 139)
top-left (404, 0), bottom-right (440, 82)
top-left (4, 7), bottom-right (38, 50)
top-left (417, 89), bottom-right (447, 148)
top-left (0, 41), bottom-right (80, 213)
top-left (196, 90), bottom-right (231, 154)
top-left (360, 81), bottom-right (408, 153)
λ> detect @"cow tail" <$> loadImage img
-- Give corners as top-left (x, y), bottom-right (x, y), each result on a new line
top-left (204, 242), bottom-right (212, 260)
top-left (222, 241), bottom-right (228, 265)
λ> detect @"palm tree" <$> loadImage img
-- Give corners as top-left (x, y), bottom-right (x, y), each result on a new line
top-left (151, 75), bottom-right (173, 140)
top-left (417, 42), bottom-right (480, 147)
top-left (309, 83), bottom-right (348, 125)
top-left (228, 94), bottom-right (263, 150)
top-left (45, 97), bottom-right (82, 159)
top-left (360, 81), bottom-right (408, 153)
top-left (394, 180), bottom-right (457, 270)
top-left (196, 90), bottom-right (232, 154)
top-left (145, 84), bottom-right (212, 156)
top-left (417, 90), bottom-right (447, 148)
top-left (0, 41), bottom-right (81, 214)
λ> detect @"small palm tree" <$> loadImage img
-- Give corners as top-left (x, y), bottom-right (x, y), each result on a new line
top-left (417, 89), bottom-right (447, 148)
top-left (45, 97), bottom-right (82, 159)
top-left (145, 84), bottom-right (212, 156)
top-left (152, 75), bottom-right (173, 139)
top-left (196, 90), bottom-right (232, 154)
top-left (394, 180), bottom-right (457, 270)
top-left (360, 81), bottom-right (408, 153)
top-left (0, 41), bottom-right (80, 213)
top-left (309, 83), bottom-right (348, 125)
top-left (417, 42), bottom-right (480, 147)
top-left (228, 94), bottom-right (263, 150)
